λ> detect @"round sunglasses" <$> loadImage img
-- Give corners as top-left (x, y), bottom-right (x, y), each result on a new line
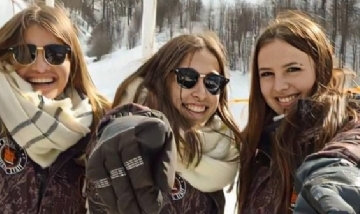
top-left (7, 44), bottom-right (71, 66)
top-left (173, 67), bottom-right (229, 95)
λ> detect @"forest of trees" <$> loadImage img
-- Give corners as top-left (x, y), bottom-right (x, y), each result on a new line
top-left (33, 0), bottom-right (360, 73)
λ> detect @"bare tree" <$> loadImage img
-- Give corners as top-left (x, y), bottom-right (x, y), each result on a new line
top-left (55, 0), bottom-right (360, 73)
top-left (331, 0), bottom-right (339, 53)
top-left (156, 0), bottom-right (180, 32)
top-left (87, 22), bottom-right (112, 60)
top-left (207, 0), bottom-right (215, 30)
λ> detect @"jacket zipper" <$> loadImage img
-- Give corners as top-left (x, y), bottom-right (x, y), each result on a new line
top-left (37, 152), bottom-right (81, 214)
top-left (36, 134), bottom-right (90, 213)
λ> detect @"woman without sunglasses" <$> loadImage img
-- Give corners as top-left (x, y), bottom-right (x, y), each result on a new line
top-left (0, 4), bottom-right (110, 214)
top-left (86, 32), bottom-right (242, 214)
top-left (238, 11), bottom-right (360, 214)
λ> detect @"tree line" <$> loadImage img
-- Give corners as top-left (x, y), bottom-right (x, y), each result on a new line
top-left (30, 0), bottom-right (360, 74)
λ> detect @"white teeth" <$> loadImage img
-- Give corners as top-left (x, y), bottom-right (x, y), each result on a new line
top-left (185, 104), bottom-right (206, 113)
top-left (278, 95), bottom-right (298, 103)
top-left (28, 78), bottom-right (54, 84)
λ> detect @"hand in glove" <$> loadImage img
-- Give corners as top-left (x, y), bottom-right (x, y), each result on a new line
top-left (294, 158), bottom-right (360, 214)
top-left (86, 103), bottom-right (177, 214)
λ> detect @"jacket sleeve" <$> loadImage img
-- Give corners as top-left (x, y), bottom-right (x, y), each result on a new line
top-left (85, 130), bottom-right (109, 214)
top-left (86, 182), bottom-right (109, 214)
top-left (294, 121), bottom-right (360, 214)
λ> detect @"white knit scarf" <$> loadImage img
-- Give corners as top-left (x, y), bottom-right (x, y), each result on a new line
top-left (0, 62), bottom-right (93, 168)
top-left (176, 121), bottom-right (239, 192)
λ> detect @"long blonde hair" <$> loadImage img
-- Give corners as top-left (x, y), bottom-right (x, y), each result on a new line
top-left (0, 3), bottom-right (111, 131)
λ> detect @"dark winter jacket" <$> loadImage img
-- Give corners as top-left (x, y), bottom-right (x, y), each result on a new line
top-left (242, 119), bottom-right (360, 214)
top-left (88, 175), bottom-right (225, 214)
top-left (88, 177), bottom-right (225, 214)
top-left (0, 127), bottom-right (90, 214)
top-left (293, 120), bottom-right (360, 214)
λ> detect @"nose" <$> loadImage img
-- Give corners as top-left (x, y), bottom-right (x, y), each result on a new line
top-left (30, 50), bottom-right (49, 73)
top-left (191, 78), bottom-right (207, 100)
top-left (273, 75), bottom-right (290, 92)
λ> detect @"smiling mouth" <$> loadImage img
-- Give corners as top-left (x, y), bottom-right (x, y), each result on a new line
top-left (183, 104), bottom-right (208, 113)
top-left (27, 77), bottom-right (56, 85)
top-left (276, 93), bottom-right (300, 104)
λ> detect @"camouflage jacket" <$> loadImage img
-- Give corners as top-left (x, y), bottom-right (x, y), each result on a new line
top-left (0, 133), bottom-right (90, 214)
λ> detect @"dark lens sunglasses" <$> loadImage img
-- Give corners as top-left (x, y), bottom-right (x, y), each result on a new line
top-left (174, 67), bottom-right (229, 95)
top-left (8, 44), bottom-right (71, 66)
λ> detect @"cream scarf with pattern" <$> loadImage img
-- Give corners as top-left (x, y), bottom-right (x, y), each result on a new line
top-left (0, 62), bottom-right (93, 168)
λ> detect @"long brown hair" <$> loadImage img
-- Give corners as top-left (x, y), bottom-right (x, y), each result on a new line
top-left (113, 32), bottom-right (241, 165)
top-left (0, 3), bottom-right (111, 131)
top-left (238, 11), bottom-right (359, 213)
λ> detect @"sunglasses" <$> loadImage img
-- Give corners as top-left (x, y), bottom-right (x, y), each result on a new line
top-left (174, 67), bottom-right (229, 95)
top-left (8, 44), bottom-right (71, 66)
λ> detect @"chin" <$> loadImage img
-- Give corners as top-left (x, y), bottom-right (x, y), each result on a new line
top-left (43, 92), bottom-right (59, 99)
top-left (193, 120), bottom-right (208, 127)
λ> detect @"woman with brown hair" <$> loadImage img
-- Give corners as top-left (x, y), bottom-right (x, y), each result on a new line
top-left (86, 32), bottom-right (242, 214)
top-left (0, 3), bottom-right (110, 214)
top-left (238, 11), bottom-right (360, 214)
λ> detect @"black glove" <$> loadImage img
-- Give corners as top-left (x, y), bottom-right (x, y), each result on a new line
top-left (86, 103), bottom-right (177, 214)
top-left (294, 158), bottom-right (360, 214)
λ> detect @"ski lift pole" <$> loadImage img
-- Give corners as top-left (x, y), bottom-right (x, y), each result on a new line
top-left (45, 0), bottom-right (55, 7)
top-left (141, 0), bottom-right (157, 59)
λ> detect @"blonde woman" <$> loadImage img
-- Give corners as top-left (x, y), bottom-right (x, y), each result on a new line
top-left (0, 3), bottom-right (110, 214)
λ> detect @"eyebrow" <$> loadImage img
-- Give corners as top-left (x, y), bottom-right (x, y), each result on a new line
top-left (210, 69), bottom-right (220, 74)
top-left (258, 62), bottom-right (303, 72)
top-left (198, 70), bottom-right (220, 78)
top-left (282, 62), bottom-right (303, 68)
